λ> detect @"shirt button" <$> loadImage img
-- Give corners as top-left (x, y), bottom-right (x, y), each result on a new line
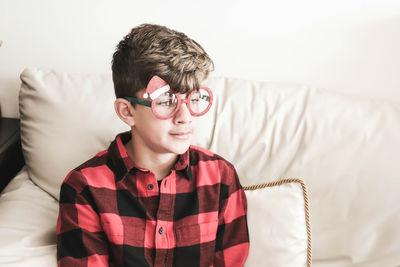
top-left (159, 227), bottom-right (164, 235)
top-left (147, 184), bottom-right (154, 190)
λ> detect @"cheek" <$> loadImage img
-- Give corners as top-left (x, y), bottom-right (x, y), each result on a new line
top-left (135, 107), bottom-right (157, 124)
top-left (191, 117), bottom-right (198, 130)
top-left (148, 120), bottom-right (171, 135)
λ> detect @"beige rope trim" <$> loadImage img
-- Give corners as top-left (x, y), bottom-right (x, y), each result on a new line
top-left (243, 178), bottom-right (312, 267)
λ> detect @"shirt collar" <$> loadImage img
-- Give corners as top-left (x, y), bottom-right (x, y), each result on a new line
top-left (108, 131), bottom-right (192, 181)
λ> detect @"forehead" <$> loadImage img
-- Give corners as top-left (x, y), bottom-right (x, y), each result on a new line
top-left (171, 88), bottom-right (198, 95)
top-left (167, 82), bottom-right (198, 95)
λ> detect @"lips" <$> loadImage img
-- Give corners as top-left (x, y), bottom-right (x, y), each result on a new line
top-left (169, 130), bottom-right (192, 140)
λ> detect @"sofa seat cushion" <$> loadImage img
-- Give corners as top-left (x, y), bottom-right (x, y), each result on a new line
top-left (0, 167), bottom-right (57, 266)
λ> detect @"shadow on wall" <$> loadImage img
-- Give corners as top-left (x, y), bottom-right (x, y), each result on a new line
top-left (215, 17), bottom-right (400, 103)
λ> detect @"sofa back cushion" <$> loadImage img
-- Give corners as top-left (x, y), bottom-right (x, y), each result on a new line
top-left (244, 179), bottom-right (311, 267)
top-left (19, 68), bottom-right (129, 199)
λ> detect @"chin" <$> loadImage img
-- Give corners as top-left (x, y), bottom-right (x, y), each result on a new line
top-left (169, 142), bottom-right (191, 155)
top-left (167, 135), bottom-right (192, 154)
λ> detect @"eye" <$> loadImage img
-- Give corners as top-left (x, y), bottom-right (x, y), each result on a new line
top-left (155, 93), bottom-right (177, 107)
top-left (157, 99), bottom-right (175, 106)
top-left (190, 97), bottom-right (200, 103)
top-left (190, 91), bottom-right (201, 102)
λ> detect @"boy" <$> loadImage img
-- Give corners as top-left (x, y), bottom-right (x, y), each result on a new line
top-left (57, 23), bottom-right (249, 267)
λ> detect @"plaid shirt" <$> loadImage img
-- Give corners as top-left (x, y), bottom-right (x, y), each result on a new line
top-left (57, 132), bottom-right (249, 267)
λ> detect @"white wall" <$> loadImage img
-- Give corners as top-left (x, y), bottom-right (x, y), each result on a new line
top-left (1, 0), bottom-right (400, 118)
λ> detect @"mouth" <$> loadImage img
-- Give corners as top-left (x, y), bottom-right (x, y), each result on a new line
top-left (169, 131), bottom-right (192, 140)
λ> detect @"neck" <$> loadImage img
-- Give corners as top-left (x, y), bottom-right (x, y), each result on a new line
top-left (125, 139), bottom-right (178, 181)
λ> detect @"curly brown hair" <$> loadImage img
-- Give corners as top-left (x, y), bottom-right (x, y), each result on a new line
top-left (112, 24), bottom-right (214, 98)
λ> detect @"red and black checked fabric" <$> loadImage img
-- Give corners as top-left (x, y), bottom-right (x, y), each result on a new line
top-left (57, 132), bottom-right (249, 267)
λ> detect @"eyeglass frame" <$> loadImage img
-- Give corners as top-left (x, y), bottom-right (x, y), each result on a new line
top-left (122, 86), bottom-right (213, 120)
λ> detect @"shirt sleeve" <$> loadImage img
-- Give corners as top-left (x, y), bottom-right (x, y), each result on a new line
top-left (57, 170), bottom-right (109, 267)
top-left (214, 164), bottom-right (250, 267)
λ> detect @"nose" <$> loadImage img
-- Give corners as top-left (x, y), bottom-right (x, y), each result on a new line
top-left (173, 100), bottom-right (192, 124)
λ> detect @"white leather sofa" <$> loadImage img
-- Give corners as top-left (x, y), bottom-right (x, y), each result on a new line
top-left (0, 67), bottom-right (399, 266)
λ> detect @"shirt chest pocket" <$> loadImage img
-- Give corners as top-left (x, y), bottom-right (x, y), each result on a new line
top-left (175, 220), bottom-right (218, 247)
top-left (101, 220), bottom-right (145, 246)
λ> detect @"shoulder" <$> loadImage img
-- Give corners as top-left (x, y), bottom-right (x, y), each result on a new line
top-left (74, 149), bottom-right (110, 172)
top-left (189, 145), bottom-right (237, 184)
top-left (189, 145), bottom-right (231, 164)
top-left (62, 149), bottom-right (113, 192)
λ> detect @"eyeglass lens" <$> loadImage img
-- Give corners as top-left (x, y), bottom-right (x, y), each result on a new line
top-left (153, 89), bottom-right (211, 118)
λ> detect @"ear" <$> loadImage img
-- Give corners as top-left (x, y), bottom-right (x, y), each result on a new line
top-left (114, 98), bottom-right (135, 127)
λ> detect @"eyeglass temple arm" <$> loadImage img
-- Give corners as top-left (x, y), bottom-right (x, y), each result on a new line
top-left (123, 97), bottom-right (152, 107)
top-left (200, 95), bottom-right (210, 101)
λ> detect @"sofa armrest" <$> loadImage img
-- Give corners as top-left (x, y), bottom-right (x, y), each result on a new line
top-left (0, 118), bottom-right (25, 192)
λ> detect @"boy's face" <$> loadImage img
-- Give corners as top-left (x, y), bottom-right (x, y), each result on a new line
top-left (131, 89), bottom-right (198, 155)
